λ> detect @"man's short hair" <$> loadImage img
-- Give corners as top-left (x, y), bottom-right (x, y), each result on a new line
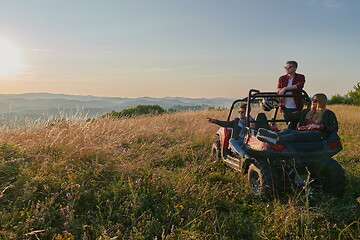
top-left (239, 103), bottom-right (250, 112)
top-left (286, 61), bottom-right (298, 68)
top-left (239, 104), bottom-right (247, 110)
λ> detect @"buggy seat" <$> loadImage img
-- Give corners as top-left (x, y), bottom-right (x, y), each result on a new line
top-left (254, 113), bottom-right (271, 130)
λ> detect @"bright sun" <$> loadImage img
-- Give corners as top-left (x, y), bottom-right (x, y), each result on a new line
top-left (0, 39), bottom-right (22, 75)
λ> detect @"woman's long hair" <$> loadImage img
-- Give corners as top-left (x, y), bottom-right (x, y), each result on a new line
top-left (306, 93), bottom-right (328, 123)
top-left (313, 93), bottom-right (327, 109)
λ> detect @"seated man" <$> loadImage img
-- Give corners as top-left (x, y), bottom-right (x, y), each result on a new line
top-left (257, 93), bottom-right (338, 145)
top-left (207, 104), bottom-right (254, 159)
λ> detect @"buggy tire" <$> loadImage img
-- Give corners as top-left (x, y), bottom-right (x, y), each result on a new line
top-left (247, 160), bottom-right (279, 198)
top-left (211, 140), bottom-right (221, 160)
top-left (323, 158), bottom-right (345, 196)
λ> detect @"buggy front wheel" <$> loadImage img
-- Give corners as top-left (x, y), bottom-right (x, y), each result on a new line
top-left (247, 160), bottom-right (279, 198)
top-left (211, 140), bottom-right (221, 160)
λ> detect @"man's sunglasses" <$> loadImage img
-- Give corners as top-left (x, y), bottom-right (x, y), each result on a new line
top-left (238, 110), bottom-right (246, 113)
top-left (284, 65), bottom-right (295, 69)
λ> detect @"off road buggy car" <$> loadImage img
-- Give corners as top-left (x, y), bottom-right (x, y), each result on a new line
top-left (211, 89), bottom-right (345, 198)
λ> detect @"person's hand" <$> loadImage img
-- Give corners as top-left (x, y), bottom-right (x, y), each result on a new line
top-left (278, 87), bottom-right (287, 95)
top-left (206, 118), bottom-right (214, 123)
top-left (307, 124), bottom-right (321, 130)
top-left (274, 103), bottom-right (282, 108)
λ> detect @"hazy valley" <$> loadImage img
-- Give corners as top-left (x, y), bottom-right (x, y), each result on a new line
top-left (0, 93), bottom-right (234, 124)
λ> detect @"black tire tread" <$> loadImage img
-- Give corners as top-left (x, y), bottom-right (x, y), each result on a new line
top-left (247, 160), bottom-right (279, 198)
top-left (211, 140), bottom-right (221, 160)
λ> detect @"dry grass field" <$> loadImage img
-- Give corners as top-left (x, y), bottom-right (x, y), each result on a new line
top-left (0, 105), bottom-right (359, 239)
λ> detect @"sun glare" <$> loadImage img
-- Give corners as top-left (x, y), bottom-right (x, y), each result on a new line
top-left (0, 39), bottom-right (22, 75)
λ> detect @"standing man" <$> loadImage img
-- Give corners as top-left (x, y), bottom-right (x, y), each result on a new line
top-left (277, 60), bottom-right (306, 129)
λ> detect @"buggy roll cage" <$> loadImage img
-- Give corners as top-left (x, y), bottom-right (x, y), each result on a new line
top-left (227, 89), bottom-right (311, 128)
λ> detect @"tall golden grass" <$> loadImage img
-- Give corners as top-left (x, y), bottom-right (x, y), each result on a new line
top-left (329, 105), bottom-right (360, 168)
top-left (0, 105), bottom-right (358, 190)
top-left (0, 110), bottom-right (228, 165)
top-left (0, 105), bottom-right (358, 239)
top-left (0, 105), bottom-right (358, 163)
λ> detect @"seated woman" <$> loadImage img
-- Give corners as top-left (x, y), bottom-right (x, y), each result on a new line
top-left (257, 93), bottom-right (338, 145)
top-left (207, 104), bottom-right (254, 159)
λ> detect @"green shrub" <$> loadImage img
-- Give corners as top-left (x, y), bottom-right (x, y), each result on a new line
top-left (348, 82), bottom-right (360, 105)
top-left (105, 105), bottom-right (166, 118)
top-left (329, 82), bottom-right (360, 105)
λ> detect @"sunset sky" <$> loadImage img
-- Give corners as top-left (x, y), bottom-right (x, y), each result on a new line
top-left (0, 0), bottom-right (359, 98)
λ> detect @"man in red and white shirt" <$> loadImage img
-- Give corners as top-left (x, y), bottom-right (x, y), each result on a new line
top-left (277, 60), bottom-right (306, 129)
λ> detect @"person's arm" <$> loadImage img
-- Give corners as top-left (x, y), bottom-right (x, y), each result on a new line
top-left (278, 74), bottom-right (305, 95)
top-left (277, 76), bottom-right (290, 94)
top-left (294, 74), bottom-right (305, 90)
top-left (319, 110), bottom-right (338, 134)
top-left (207, 118), bottom-right (234, 128)
top-left (300, 110), bottom-right (338, 133)
top-left (276, 77), bottom-right (283, 94)
top-left (278, 85), bottom-right (298, 95)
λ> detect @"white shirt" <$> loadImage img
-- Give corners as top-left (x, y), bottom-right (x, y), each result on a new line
top-left (284, 77), bottom-right (297, 109)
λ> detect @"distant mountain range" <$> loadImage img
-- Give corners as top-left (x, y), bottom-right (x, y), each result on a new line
top-left (0, 93), bottom-right (235, 123)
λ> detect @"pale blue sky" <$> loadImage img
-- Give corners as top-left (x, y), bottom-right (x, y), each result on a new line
top-left (0, 0), bottom-right (359, 98)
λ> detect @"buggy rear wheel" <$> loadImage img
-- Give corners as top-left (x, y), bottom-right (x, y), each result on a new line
top-left (211, 140), bottom-right (221, 160)
top-left (247, 160), bottom-right (279, 198)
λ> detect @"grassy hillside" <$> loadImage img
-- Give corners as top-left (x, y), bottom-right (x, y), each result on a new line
top-left (0, 106), bottom-right (359, 239)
